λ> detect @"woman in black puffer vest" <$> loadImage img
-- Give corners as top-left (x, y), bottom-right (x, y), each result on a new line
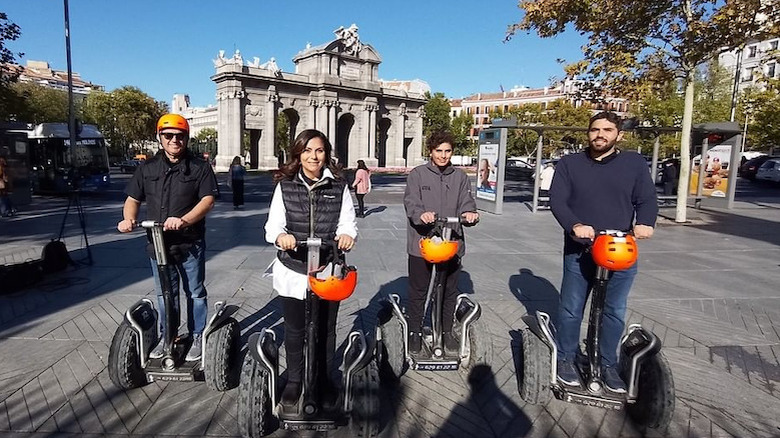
top-left (263, 129), bottom-right (357, 409)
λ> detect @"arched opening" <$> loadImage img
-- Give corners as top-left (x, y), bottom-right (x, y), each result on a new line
top-left (277, 109), bottom-right (300, 166)
top-left (377, 118), bottom-right (391, 168)
top-left (336, 113), bottom-right (355, 166)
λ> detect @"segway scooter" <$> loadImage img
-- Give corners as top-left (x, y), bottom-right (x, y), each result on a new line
top-left (108, 221), bottom-right (240, 391)
top-left (376, 216), bottom-right (491, 379)
top-left (237, 237), bottom-right (380, 437)
top-left (519, 230), bottom-right (675, 431)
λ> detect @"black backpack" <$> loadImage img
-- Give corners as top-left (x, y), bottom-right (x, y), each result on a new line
top-left (41, 240), bottom-right (71, 274)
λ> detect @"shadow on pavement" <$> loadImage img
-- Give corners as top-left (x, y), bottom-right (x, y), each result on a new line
top-left (508, 268), bottom-right (560, 317)
top-left (435, 365), bottom-right (531, 438)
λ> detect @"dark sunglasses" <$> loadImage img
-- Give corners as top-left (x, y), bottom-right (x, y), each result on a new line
top-left (161, 132), bottom-right (187, 141)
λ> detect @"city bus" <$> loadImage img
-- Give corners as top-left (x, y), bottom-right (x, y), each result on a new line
top-left (26, 123), bottom-right (111, 193)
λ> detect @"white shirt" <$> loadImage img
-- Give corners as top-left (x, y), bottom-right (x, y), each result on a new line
top-left (264, 169), bottom-right (358, 300)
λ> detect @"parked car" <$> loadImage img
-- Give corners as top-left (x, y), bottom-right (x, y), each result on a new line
top-left (118, 159), bottom-right (143, 174)
top-left (755, 158), bottom-right (780, 184)
top-left (739, 155), bottom-right (774, 180)
top-left (505, 157), bottom-right (535, 180)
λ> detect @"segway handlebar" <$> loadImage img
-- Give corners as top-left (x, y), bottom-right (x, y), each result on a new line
top-left (569, 228), bottom-right (632, 246)
top-left (433, 215), bottom-right (479, 226)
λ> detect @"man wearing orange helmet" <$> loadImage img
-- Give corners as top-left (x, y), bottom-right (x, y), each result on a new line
top-left (549, 111), bottom-right (658, 393)
top-left (117, 114), bottom-right (218, 361)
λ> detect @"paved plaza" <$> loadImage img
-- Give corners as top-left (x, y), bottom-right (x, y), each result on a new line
top-left (1, 174), bottom-right (779, 438)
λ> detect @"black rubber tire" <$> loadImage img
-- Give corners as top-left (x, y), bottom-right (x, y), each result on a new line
top-left (204, 318), bottom-right (239, 391)
top-left (108, 321), bottom-right (147, 390)
top-left (350, 359), bottom-right (381, 438)
top-left (625, 351), bottom-right (675, 431)
top-left (518, 327), bottom-right (553, 404)
top-left (237, 354), bottom-right (275, 438)
top-left (377, 315), bottom-right (405, 382)
top-left (462, 317), bottom-right (494, 372)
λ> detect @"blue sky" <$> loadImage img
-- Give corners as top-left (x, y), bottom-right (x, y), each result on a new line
top-left (2, 0), bottom-right (587, 108)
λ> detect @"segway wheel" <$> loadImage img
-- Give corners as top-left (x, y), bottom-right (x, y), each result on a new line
top-left (204, 318), bottom-right (239, 391)
top-left (377, 305), bottom-right (406, 381)
top-left (462, 317), bottom-right (494, 372)
top-left (237, 354), bottom-right (276, 438)
top-left (625, 351), bottom-right (675, 431)
top-left (350, 360), bottom-right (380, 438)
top-left (108, 321), bottom-right (148, 390)
top-left (519, 327), bottom-right (552, 404)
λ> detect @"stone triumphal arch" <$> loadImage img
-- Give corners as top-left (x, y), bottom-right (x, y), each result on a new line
top-left (211, 25), bottom-right (427, 171)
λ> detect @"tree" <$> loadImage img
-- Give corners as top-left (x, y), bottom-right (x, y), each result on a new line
top-left (0, 13), bottom-right (23, 117)
top-left (192, 127), bottom-right (218, 158)
top-left (423, 91), bottom-right (451, 142)
top-left (507, 0), bottom-right (779, 222)
top-left (450, 111), bottom-right (475, 155)
top-left (740, 81), bottom-right (780, 150)
top-left (5, 82), bottom-right (69, 123)
top-left (82, 86), bottom-right (166, 158)
top-left (275, 112), bottom-right (290, 162)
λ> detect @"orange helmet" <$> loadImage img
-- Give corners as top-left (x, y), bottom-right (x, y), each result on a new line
top-left (308, 263), bottom-right (358, 301)
top-left (419, 237), bottom-right (459, 264)
top-left (591, 233), bottom-right (638, 271)
top-left (156, 114), bottom-right (189, 134)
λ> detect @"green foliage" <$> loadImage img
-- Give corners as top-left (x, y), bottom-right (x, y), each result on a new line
top-left (0, 13), bottom-right (21, 88)
top-left (276, 112), bottom-right (290, 160)
top-left (82, 86), bottom-right (167, 158)
top-left (423, 91), bottom-right (451, 141)
top-left (191, 127), bottom-right (217, 158)
top-left (4, 82), bottom-right (69, 123)
top-left (739, 82), bottom-right (780, 150)
top-left (450, 111), bottom-right (474, 154)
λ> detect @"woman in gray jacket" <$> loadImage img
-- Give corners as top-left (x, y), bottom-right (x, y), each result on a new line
top-left (403, 131), bottom-right (479, 354)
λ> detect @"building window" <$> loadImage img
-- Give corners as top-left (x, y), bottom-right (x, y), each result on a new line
top-left (466, 107), bottom-right (471, 115)
top-left (503, 105), bottom-right (509, 112)
top-left (483, 117), bottom-right (489, 124)
top-left (768, 63), bottom-right (777, 79)
top-left (742, 67), bottom-right (754, 82)
top-left (768, 40), bottom-right (778, 52)
top-left (747, 45), bottom-right (757, 58)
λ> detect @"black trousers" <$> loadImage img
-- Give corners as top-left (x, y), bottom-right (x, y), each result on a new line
top-left (406, 255), bottom-right (461, 334)
top-left (232, 179), bottom-right (244, 206)
top-left (281, 296), bottom-right (340, 384)
top-left (356, 193), bottom-right (366, 216)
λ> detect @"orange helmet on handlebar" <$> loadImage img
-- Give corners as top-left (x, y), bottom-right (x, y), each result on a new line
top-left (308, 263), bottom-right (358, 301)
top-left (156, 114), bottom-right (189, 134)
top-left (591, 233), bottom-right (638, 271)
top-left (419, 237), bottom-right (459, 264)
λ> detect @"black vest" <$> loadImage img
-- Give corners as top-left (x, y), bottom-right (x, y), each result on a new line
top-left (278, 176), bottom-right (346, 274)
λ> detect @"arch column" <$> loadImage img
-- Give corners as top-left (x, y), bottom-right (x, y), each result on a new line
top-left (260, 85), bottom-right (278, 169)
top-left (410, 109), bottom-right (425, 166)
top-left (394, 103), bottom-right (407, 167)
top-left (328, 101), bottom-right (337, 141)
top-left (307, 96), bottom-right (318, 130)
top-left (215, 86), bottom-right (244, 172)
top-left (362, 97), bottom-right (379, 167)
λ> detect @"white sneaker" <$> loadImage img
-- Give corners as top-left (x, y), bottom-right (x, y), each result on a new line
top-left (185, 334), bottom-right (203, 361)
top-left (149, 339), bottom-right (164, 359)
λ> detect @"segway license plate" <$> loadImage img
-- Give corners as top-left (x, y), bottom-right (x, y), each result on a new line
top-left (414, 359), bottom-right (459, 371)
top-left (282, 419), bottom-right (338, 431)
top-left (146, 361), bottom-right (202, 382)
top-left (553, 386), bottom-right (624, 410)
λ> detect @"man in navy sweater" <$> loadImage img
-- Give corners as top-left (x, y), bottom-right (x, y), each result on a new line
top-left (549, 111), bottom-right (658, 393)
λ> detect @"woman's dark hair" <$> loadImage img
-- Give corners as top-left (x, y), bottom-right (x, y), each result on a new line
top-left (588, 111), bottom-right (622, 131)
top-left (231, 156), bottom-right (242, 166)
top-left (356, 159), bottom-right (368, 171)
top-left (273, 129), bottom-right (342, 182)
top-left (427, 131), bottom-right (456, 152)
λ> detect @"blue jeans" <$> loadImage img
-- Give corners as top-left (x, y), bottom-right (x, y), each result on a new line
top-left (556, 251), bottom-right (637, 367)
top-left (149, 239), bottom-right (208, 336)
